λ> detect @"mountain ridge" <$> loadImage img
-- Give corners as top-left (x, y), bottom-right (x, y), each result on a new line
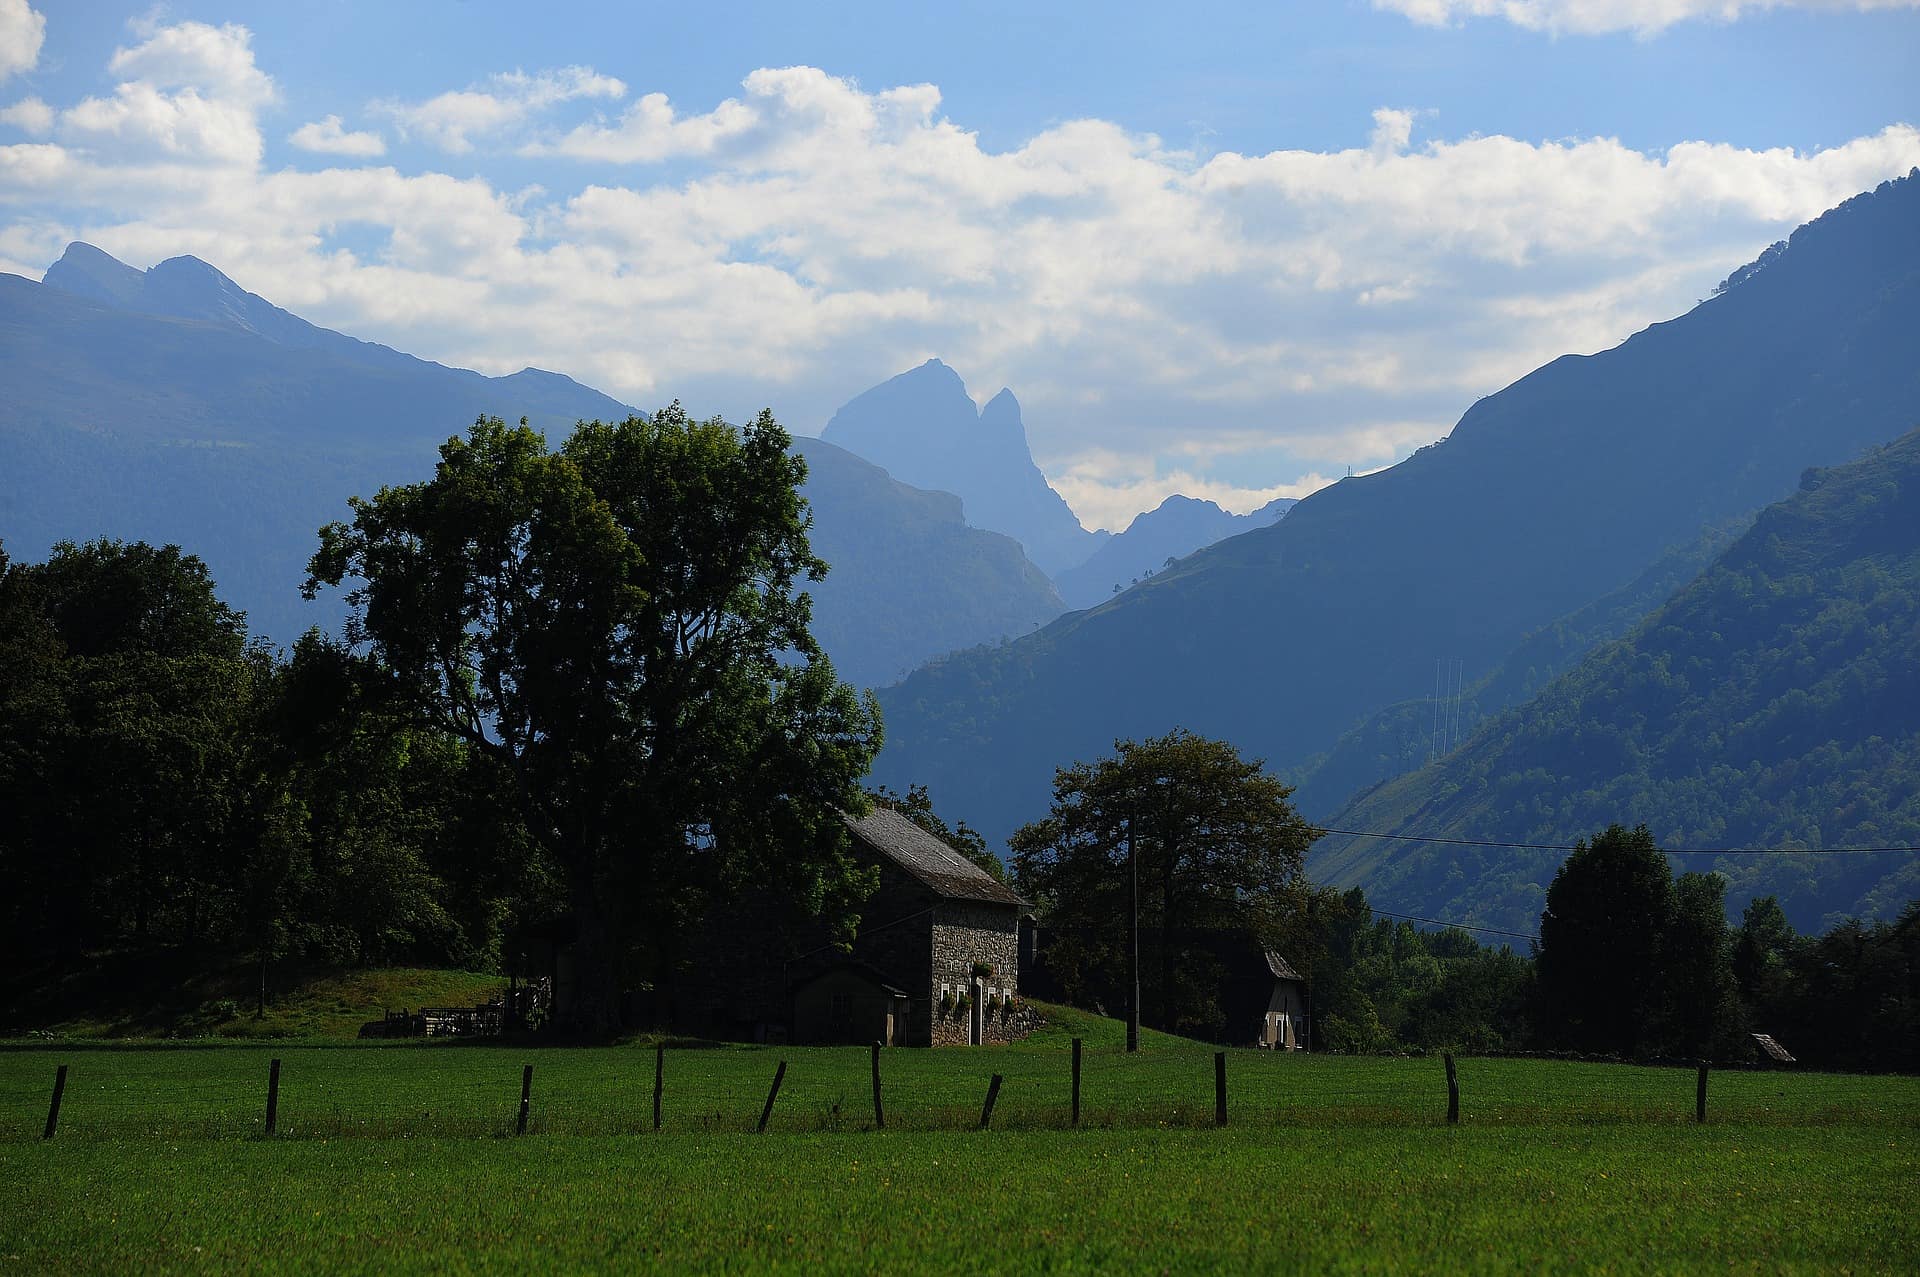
top-left (2, 248), bottom-right (1065, 686)
top-left (1053, 493), bottom-right (1296, 609)
top-left (1311, 425), bottom-right (1920, 933)
top-left (819, 359), bottom-right (1108, 575)
top-left (871, 171), bottom-right (1920, 849)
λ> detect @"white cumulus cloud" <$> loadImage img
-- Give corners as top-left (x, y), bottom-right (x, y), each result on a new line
top-left (380, 65), bottom-right (626, 154)
top-left (1377, 0), bottom-right (1920, 35)
top-left (0, 0), bottom-right (43, 83)
top-left (0, 94), bottom-right (50, 135)
top-left (289, 114), bottom-right (385, 158)
top-left (57, 20), bottom-right (275, 166)
top-left (109, 19), bottom-right (277, 105)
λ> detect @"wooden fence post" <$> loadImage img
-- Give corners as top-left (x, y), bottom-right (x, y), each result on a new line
top-left (757, 1060), bottom-right (787, 1133)
top-left (42, 1065), bottom-right (67, 1141)
top-left (265, 1058), bottom-right (282, 1136)
top-left (1696, 1062), bottom-right (1709, 1124)
top-left (979, 1074), bottom-right (1004, 1129)
top-left (1071, 1038), bottom-right (1082, 1127)
top-left (1215, 1052), bottom-right (1228, 1127)
top-left (653, 1043), bottom-right (664, 1131)
top-left (516, 1064), bottom-right (533, 1136)
top-left (871, 1042), bottom-right (885, 1130)
top-left (1444, 1053), bottom-right (1460, 1125)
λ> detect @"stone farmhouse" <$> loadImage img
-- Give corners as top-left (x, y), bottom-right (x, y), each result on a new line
top-left (791, 808), bottom-right (1031, 1047)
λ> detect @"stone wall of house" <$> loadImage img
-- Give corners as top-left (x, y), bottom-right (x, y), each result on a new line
top-left (929, 900), bottom-right (1025, 1046)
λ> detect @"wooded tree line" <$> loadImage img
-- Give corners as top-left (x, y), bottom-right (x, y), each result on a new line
top-left (1019, 803), bottom-right (1918, 1068)
top-left (2, 409), bottom-right (884, 1032)
top-left (0, 537), bottom-right (536, 978)
top-left (3, 410), bottom-right (1914, 1061)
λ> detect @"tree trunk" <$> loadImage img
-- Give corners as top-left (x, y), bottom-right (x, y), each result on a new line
top-left (558, 867), bottom-right (623, 1037)
top-left (1160, 857), bottom-right (1175, 1033)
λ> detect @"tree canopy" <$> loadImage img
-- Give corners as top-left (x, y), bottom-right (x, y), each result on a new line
top-left (1010, 730), bottom-right (1319, 1037)
top-left (304, 408), bottom-right (882, 1032)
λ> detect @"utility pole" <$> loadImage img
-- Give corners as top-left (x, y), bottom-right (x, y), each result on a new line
top-left (1127, 810), bottom-right (1140, 1053)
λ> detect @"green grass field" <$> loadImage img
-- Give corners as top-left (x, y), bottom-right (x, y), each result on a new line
top-left (3, 1005), bottom-right (1915, 1272)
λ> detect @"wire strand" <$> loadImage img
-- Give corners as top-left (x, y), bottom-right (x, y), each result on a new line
top-left (1318, 827), bottom-right (1920, 855)
top-left (1366, 907), bottom-right (1539, 943)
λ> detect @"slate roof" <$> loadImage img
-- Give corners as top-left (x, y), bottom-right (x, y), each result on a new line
top-left (844, 807), bottom-right (1027, 907)
top-left (1264, 951), bottom-right (1305, 982)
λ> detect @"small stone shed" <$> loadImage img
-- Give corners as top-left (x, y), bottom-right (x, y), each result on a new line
top-left (1235, 949), bottom-right (1309, 1050)
top-left (800, 807), bottom-right (1031, 1047)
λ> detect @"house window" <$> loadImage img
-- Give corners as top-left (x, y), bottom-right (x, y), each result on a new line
top-left (830, 993), bottom-right (853, 1027)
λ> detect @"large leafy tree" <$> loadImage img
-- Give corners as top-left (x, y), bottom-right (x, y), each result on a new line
top-left (1663, 870), bottom-right (1742, 1057)
top-left (1536, 823), bottom-right (1673, 1056)
top-left (305, 409), bottom-right (882, 1032)
top-left (1010, 730), bottom-right (1319, 1037)
top-left (0, 538), bottom-right (268, 963)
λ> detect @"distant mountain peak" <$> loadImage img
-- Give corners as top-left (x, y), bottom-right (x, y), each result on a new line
top-left (44, 242), bottom-right (147, 309)
top-left (45, 242), bottom-right (323, 351)
top-left (821, 360), bottom-right (1105, 574)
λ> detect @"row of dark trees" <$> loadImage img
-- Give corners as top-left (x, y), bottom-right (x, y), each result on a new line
top-left (1017, 798), bottom-right (1918, 1069)
top-left (4, 408), bottom-right (1914, 1060)
top-left (1536, 825), bottom-right (1919, 1069)
top-left (0, 537), bottom-right (537, 984)
top-left (2, 409), bottom-right (887, 1031)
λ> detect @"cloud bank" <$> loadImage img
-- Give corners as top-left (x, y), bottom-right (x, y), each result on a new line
top-left (3, 16), bottom-right (1917, 529)
top-left (1377, 0), bottom-right (1920, 36)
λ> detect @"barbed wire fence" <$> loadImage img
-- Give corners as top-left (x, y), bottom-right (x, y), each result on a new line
top-left (5, 1040), bottom-right (1865, 1144)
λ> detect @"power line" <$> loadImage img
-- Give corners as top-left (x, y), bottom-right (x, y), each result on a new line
top-left (1367, 907), bottom-right (1539, 943)
top-left (1318, 827), bottom-right (1920, 856)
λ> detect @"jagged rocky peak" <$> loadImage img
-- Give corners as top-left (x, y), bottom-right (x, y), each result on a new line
top-left (820, 359), bottom-right (1106, 575)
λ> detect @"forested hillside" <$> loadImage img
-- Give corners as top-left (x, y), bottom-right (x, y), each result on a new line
top-left (873, 172), bottom-right (1920, 848)
top-left (1286, 517), bottom-right (1751, 819)
top-left (1313, 427), bottom-right (1920, 933)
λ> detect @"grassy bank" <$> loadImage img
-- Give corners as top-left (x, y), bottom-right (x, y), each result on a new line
top-left (5, 956), bottom-right (504, 1041)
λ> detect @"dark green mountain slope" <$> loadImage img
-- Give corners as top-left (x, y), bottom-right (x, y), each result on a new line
top-left (874, 172), bottom-right (1920, 848)
top-left (0, 251), bottom-right (1064, 685)
top-left (1313, 427), bottom-right (1920, 934)
top-left (1286, 516), bottom-right (1750, 820)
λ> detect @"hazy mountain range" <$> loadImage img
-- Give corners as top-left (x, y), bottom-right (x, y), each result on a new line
top-left (7, 170), bottom-right (1918, 932)
top-left (870, 171), bottom-right (1920, 877)
top-left (0, 247), bottom-right (1066, 689)
top-left (1053, 494), bottom-right (1296, 610)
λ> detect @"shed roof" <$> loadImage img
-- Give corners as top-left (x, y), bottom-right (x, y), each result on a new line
top-left (1264, 951), bottom-right (1305, 982)
top-left (844, 807), bottom-right (1027, 907)
top-left (791, 960), bottom-right (911, 998)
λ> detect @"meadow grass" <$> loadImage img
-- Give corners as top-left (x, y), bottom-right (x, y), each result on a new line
top-left (3, 1124), bottom-right (1913, 1272)
top-left (3, 1006), bottom-right (1915, 1271)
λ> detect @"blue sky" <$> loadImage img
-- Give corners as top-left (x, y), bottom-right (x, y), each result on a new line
top-left (4, 0), bottom-right (1917, 526)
